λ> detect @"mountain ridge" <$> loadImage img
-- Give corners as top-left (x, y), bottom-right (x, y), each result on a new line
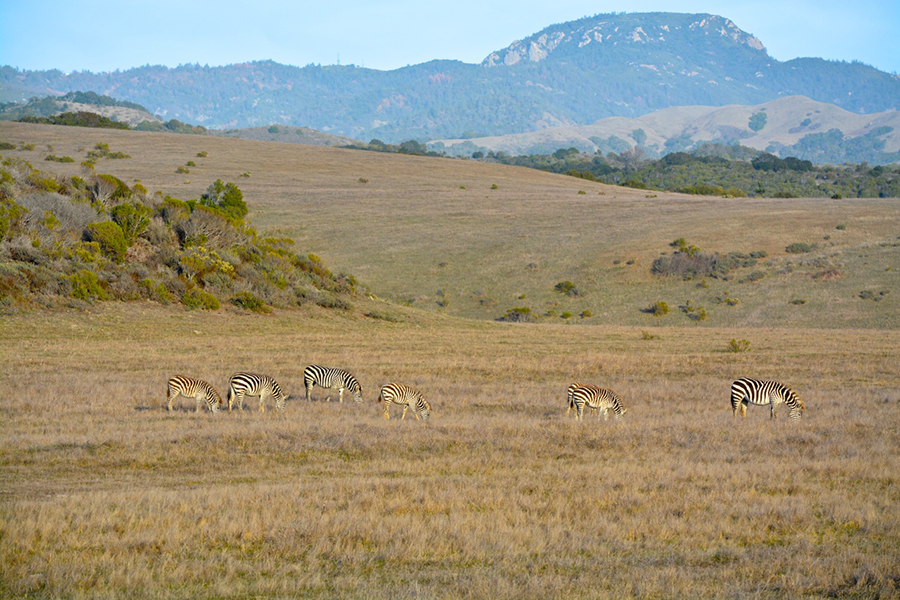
top-left (2, 12), bottom-right (898, 142)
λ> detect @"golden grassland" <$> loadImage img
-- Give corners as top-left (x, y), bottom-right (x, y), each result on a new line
top-left (3, 121), bottom-right (898, 328)
top-left (2, 303), bottom-right (899, 598)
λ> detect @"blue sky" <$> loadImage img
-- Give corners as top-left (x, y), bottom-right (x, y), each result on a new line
top-left (1, 0), bottom-right (898, 74)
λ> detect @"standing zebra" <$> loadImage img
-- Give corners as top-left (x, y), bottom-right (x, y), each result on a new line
top-left (166, 376), bottom-right (223, 413)
top-left (380, 383), bottom-right (431, 421)
top-left (569, 383), bottom-right (627, 422)
top-left (731, 378), bottom-right (805, 420)
top-left (303, 365), bottom-right (363, 403)
top-left (227, 372), bottom-right (288, 413)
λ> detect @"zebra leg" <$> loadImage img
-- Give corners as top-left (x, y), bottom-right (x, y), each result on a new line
top-left (338, 388), bottom-right (344, 403)
top-left (167, 391), bottom-right (175, 412)
top-left (383, 402), bottom-right (390, 420)
top-left (740, 402), bottom-right (747, 419)
top-left (194, 393), bottom-right (203, 413)
top-left (575, 401), bottom-right (584, 422)
top-left (412, 407), bottom-right (421, 421)
top-left (259, 392), bottom-right (266, 413)
top-left (305, 384), bottom-right (313, 402)
top-left (401, 405), bottom-right (409, 420)
top-left (770, 402), bottom-right (777, 419)
top-left (236, 391), bottom-right (245, 412)
top-left (602, 408), bottom-right (609, 421)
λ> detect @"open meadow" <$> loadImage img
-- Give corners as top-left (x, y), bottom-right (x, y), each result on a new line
top-left (1, 122), bottom-right (899, 598)
top-left (1, 304), bottom-right (899, 598)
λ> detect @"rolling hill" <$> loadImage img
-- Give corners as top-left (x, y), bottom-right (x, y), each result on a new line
top-left (2, 12), bottom-right (899, 142)
top-left (432, 96), bottom-right (900, 164)
top-left (3, 120), bottom-right (897, 329)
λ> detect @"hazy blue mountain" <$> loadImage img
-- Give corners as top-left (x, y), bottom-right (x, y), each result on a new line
top-left (2, 12), bottom-right (898, 142)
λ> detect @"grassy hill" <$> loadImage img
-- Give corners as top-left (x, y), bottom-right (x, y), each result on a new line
top-left (433, 96), bottom-right (900, 163)
top-left (2, 121), bottom-right (899, 599)
top-left (2, 120), bottom-right (898, 329)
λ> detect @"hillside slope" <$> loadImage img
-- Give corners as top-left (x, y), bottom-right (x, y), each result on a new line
top-left (432, 96), bottom-right (900, 163)
top-left (2, 121), bottom-right (897, 328)
top-left (2, 13), bottom-right (899, 142)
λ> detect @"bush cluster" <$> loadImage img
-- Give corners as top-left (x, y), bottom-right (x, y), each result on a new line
top-left (0, 158), bottom-right (359, 312)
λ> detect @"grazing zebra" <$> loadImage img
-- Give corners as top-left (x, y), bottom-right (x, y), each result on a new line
top-left (303, 365), bottom-right (363, 403)
top-left (566, 382), bottom-right (589, 417)
top-left (166, 376), bottom-right (223, 413)
top-left (569, 383), bottom-right (627, 422)
top-left (227, 372), bottom-right (288, 413)
top-left (731, 378), bottom-right (805, 420)
top-left (380, 383), bottom-right (431, 421)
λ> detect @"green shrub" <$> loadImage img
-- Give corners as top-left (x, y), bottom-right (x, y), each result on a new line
top-left (727, 338), bottom-right (751, 353)
top-left (196, 151), bottom-right (208, 158)
top-left (647, 301), bottom-right (669, 316)
top-left (186, 161), bottom-right (197, 167)
top-left (554, 281), bottom-right (581, 296)
top-left (739, 271), bottom-right (766, 283)
top-left (200, 179), bottom-right (247, 220)
top-left (140, 278), bottom-right (175, 304)
top-left (560, 312), bottom-right (573, 319)
top-left (641, 330), bottom-right (660, 340)
top-left (580, 310), bottom-right (592, 318)
top-left (231, 291), bottom-right (271, 313)
top-left (790, 298), bottom-right (807, 305)
top-left (175, 166), bottom-right (190, 174)
top-left (111, 202), bottom-right (152, 243)
top-left (45, 155), bottom-right (75, 163)
top-left (96, 173), bottom-right (131, 201)
top-left (836, 224), bottom-right (847, 230)
top-left (0, 142), bottom-right (15, 150)
top-left (181, 289), bottom-right (220, 310)
top-left (490, 184), bottom-right (498, 190)
top-left (785, 242), bottom-right (815, 254)
top-left (83, 221), bottom-right (128, 263)
top-left (1, 197), bottom-right (26, 240)
top-left (68, 269), bottom-right (108, 301)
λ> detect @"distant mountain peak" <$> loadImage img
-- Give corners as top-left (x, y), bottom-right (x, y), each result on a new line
top-left (482, 12), bottom-right (766, 67)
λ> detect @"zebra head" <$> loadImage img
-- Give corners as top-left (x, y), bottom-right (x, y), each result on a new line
top-left (351, 385), bottom-right (363, 404)
top-left (276, 394), bottom-right (289, 412)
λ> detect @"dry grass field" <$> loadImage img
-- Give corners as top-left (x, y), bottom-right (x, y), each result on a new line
top-left (1, 122), bottom-right (899, 598)
top-left (3, 121), bottom-right (898, 328)
top-left (1, 304), bottom-right (899, 599)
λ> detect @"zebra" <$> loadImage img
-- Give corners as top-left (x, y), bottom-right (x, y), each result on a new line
top-left (166, 376), bottom-right (223, 413)
top-left (379, 383), bottom-right (431, 421)
top-left (303, 365), bottom-right (363, 403)
top-left (227, 372), bottom-right (288, 413)
top-left (731, 378), bottom-right (805, 420)
top-left (569, 383), bottom-right (627, 422)
top-left (566, 382), bottom-right (587, 417)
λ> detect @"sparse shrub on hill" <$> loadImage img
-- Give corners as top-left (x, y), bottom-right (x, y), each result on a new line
top-left (498, 307), bottom-right (535, 323)
top-left (645, 301), bottom-right (669, 316)
top-left (786, 242), bottom-right (816, 254)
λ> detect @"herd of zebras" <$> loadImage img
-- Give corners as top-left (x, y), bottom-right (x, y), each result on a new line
top-left (167, 365), bottom-right (806, 422)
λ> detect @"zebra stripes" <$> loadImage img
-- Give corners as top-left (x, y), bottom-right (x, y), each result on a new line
top-left (303, 365), bottom-right (363, 403)
top-left (731, 378), bottom-right (805, 420)
top-left (380, 383), bottom-right (431, 421)
top-left (166, 376), bottom-right (223, 413)
top-left (569, 383), bottom-right (626, 421)
top-left (227, 372), bottom-right (287, 413)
